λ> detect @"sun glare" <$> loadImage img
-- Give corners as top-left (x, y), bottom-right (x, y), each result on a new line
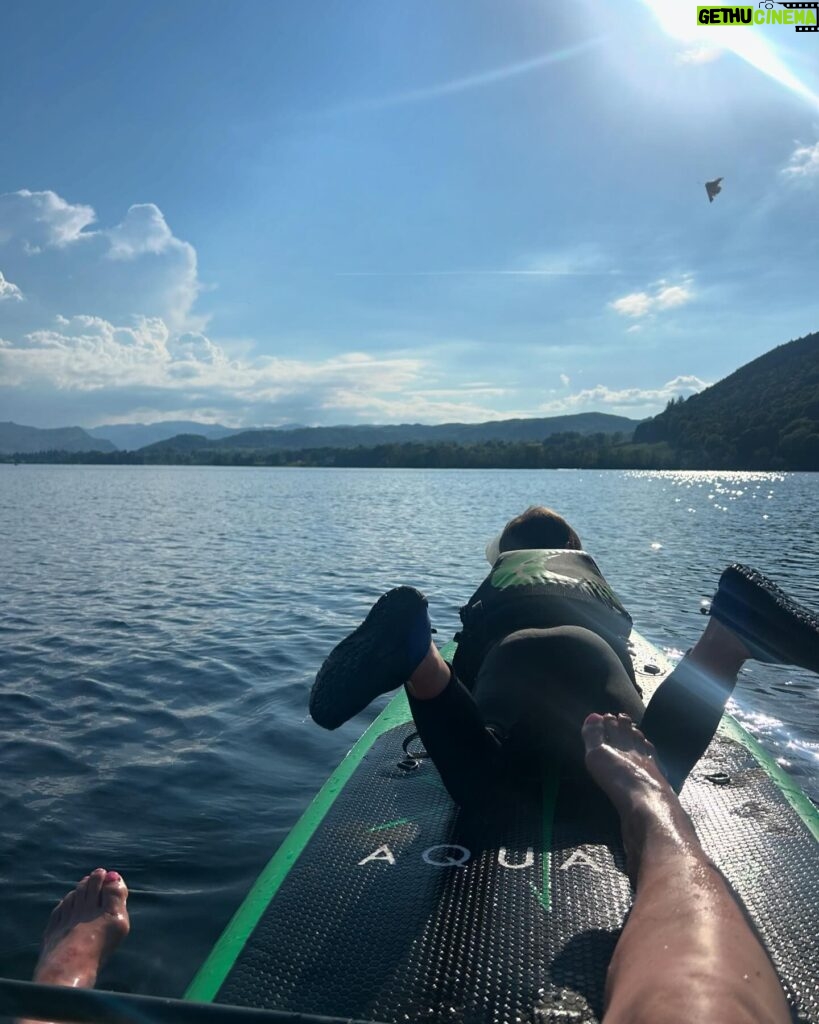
top-left (639, 0), bottom-right (819, 110)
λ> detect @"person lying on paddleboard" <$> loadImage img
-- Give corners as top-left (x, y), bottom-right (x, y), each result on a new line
top-left (14, 732), bottom-right (793, 1024)
top-left (310, 505), bottom-right (819, 802)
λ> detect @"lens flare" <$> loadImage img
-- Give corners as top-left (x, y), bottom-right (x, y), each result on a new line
top-left (639, 0), bottom-right (819, 110)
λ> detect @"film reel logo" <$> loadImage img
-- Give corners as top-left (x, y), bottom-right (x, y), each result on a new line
top-left (760, 0), bottom-right (819, 30)
top-left (697, 4), bottom-right (819, 28)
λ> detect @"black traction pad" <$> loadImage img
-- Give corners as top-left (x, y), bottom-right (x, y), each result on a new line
top-left (211, 638), bottom-right (819, 1024)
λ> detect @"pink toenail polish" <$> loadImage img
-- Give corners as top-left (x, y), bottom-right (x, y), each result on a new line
top-left (105, 871), bottom-right (121, 882)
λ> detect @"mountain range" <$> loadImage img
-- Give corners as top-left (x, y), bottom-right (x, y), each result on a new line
top-left (3, 330), bottom-right (817, 469)
top-left (141, 413), bottom-right (641, 454)
top-left (87, 420), bottom-right (243, 450)
top-left (0, 422), bottom-right (116, 455)
top-left (0, 413), bottom-right (641, 456)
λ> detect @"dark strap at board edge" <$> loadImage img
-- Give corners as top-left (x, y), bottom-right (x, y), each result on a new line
top-left (0, 978), bottom-right (391, 1024)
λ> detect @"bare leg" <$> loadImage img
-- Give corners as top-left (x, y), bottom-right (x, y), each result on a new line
top-left (19, 868), bottom-right (130, 1024)
top-left (406, 643), bottom-right (451, 699)
top-left (686, 616), bottom-right (749, 674)
top-left (643, 564), bottom-right (819, 789)
top-left (582, 713), bottom-right (789, 1024)
top-left (640, 618), bottom-right (750, 789)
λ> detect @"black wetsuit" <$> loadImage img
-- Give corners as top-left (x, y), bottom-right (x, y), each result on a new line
top-left (451, 549), bottom-right (637, 694)
top-left (408, 548), bottom-right (733, 809)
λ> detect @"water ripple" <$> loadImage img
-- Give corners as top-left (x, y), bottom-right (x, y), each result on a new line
top-left (0, 465), bottom-right (816, 996)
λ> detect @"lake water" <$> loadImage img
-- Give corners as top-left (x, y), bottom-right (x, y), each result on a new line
top-left (0, 465), bottom-right (817, 998)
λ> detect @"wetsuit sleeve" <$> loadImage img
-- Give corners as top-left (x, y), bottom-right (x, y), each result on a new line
top-left (451, 631), bottom-right (482, 691)
top-left (449, 598), bottom-right (486, 691)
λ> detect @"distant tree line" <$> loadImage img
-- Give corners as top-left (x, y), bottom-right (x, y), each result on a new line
top-left (3, 428), bottom-right (817, 472)
top-left (6, 331), bottom-right (818, 471)
top-left (0, 432), bottom-right (711, 470)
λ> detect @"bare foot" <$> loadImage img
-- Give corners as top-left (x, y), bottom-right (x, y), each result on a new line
top-left (33, 868), bottom-right (130, 990)
top-left (582, 713), bottom-right (700, 881)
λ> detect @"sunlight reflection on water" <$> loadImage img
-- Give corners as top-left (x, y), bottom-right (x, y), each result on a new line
top-left (0, 465), bottom-right (816, 995)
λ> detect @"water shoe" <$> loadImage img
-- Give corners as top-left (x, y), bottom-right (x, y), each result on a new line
top-left (710, 564), bottom-right (819, 674)
top-left (310, 586), bottom-right (431, 729)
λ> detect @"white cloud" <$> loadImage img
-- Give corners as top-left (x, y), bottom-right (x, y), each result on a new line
top-left (326, 388), bottom-right (511, 423)
top-left (0, 314), bottom-right (423, 397)
top-left (654, 284), bottom-right (691, 310)
top-left (107, 204), bottom-right (177, 259)
top-left (0, 190), bottom-right (200, 330)
top-left (675, 46), bottom-right (722, 66)
top-left (0, 271), bottom-right (23, 302)
top-left (1, 187), bottom-right (533, 428)
top-left (782, 140), bottom-right (819, 179)
top-left (610, 292), bottom-right (653, 318)
top-left (1, 316), bottom-right (174, 390)
top-left (1, 308), bottom-right (498, 426)
top-left (609, 277), bottom-right (694, 319)
top-left (166, 332), bottom-right (225, 366)
top-left (414, 384), bottom-right (508, 399)
top-left (0, 187), bottom-right (711, 430)
top-left (0, 189), bottom-right (95, 249)
top-left (540, 375), bottom-right (710, 416)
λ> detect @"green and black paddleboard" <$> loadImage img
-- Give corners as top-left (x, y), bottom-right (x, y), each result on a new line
top-left (185, 633), bottom-right (819, 1024)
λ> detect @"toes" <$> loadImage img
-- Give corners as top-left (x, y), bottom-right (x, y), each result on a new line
top-left (48, 897), bottom-right (65, 929)
top-left (101, 872), bottom-right (129, 917)
top-left (587, 712), bottom-right (656, 757)
top-left (602, 712), bottom-right (620, 744)
top-left (46, 886), bottom-right (75, 936)
top-left (618, 716), bottom-right (656, 758)
top-left (60, 889), bottom-right (77, 918)
top-left (582, 713), bottom-right (606, 751)
top-left (85, 868), bottom-right (106, 907)
top-left (615, 713), bottom-right (637, 749)
top-left (633, 729), bottom-right (656, 759)
top-left (615, 714), bottom-right (655, 757)
top-left (74, 875), bottom-right (91, 903)
top-left (598, 713), bottom-right (648, 752)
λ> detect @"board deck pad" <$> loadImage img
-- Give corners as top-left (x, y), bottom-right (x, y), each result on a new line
top-left (190, 635), bottom-right (819, 1024)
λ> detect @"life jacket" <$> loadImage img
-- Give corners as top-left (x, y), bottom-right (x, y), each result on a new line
top-left (452, 548), bottom-right (636, 690)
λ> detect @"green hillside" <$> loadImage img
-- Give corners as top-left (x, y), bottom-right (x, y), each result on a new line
top-left (89, 420), bottom-right (241, 450)
top-left (0, 422), bottom-right (117, 455)
top-left (634, 332), bottom-right (819, 470)
top-left (5, 334), bottom-right (817, 471)
top-left (146, 412), bottom-right (640, 453)
top-left (138, 433), bottom-right (213, 454)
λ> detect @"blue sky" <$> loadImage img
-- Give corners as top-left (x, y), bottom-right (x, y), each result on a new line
top-left (1, 0), bottom-right (818, 428)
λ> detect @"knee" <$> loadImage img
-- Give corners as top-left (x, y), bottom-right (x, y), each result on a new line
top-left (494, 625), bottom-right (617, 673)
top-left (492, 625), bottom-right (595, 659)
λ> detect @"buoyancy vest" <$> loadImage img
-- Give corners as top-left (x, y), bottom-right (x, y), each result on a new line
top-left (451, 548), bottom-right (637, 690)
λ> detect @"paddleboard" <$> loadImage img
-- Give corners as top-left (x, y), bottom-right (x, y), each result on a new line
top-left (185, 632), bottom-right (819, 1023)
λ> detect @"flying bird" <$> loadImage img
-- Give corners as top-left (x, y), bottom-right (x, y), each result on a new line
top-left (705, 177), bottom-right (723, 203)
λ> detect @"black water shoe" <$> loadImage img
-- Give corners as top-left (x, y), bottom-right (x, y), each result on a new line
top-left (310, 586), bottom-right (432, 730)
top-left (710, 564), bottom-right (819, 674)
